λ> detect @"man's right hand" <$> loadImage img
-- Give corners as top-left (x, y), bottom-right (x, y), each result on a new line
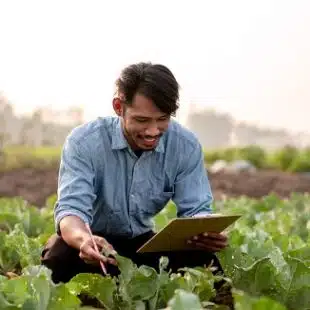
top-left (59, 215), bottom-right (118, 267)
top-left (79, 235), bottom-right (117, 266)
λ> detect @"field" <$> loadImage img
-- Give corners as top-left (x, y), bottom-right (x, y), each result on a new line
top-left (1, 146), bottom-right (310, 207)
top-left (0, 146), bottom-right (310, 309)
top-left (1, 166), bottom-right (310, 209)
top-left (2, 145), bottom-right (310, 173)
top-left (0, 194), bottom-right (309, 309)
top-left (1, 146), bottom-right (62, 171)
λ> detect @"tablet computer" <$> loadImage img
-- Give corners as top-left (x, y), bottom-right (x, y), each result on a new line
top-left (137, 214), bottom-right (241, 253)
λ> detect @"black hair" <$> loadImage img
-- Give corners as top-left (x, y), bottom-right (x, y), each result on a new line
top-left (115, 62), bottom-right (180, 116)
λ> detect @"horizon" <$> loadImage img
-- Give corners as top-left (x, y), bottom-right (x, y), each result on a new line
top-left (2, 96), bottom-right (308, 137)
top-left (1, 1), bottom-right (310, 133)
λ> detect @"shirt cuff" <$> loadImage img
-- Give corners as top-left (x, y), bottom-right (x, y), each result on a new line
top-left (55, 209), bottom-right (91, 235)
top-left (191, 210), bottom-right (213, 218)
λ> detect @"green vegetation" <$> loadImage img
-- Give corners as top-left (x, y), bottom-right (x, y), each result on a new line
top-left (2, 144), bottom-right (310, 172)
top-left (1, 146), bottom-right (62, 170)
top-left (0, 193), bottom-right (309, 309)
top-left (204, 145), bottom-right (310, 172)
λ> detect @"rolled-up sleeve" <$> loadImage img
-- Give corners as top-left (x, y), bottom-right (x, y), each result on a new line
top-left (172, 142), bottom-right (213, 218)
top-left (54, 136), bottom-right (97, 234)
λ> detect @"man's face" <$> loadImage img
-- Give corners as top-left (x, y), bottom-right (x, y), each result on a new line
top-left (114, 93), bottom-right (171, 151)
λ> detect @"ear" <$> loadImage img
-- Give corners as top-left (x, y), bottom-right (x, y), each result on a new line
top-left (112, 97), bottom-right (123, 116)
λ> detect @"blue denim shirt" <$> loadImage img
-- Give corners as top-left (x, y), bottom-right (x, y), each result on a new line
top-left (54, 116), bottom-right (213, 238)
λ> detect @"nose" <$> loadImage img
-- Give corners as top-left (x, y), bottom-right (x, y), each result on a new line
top-left (145, 124), bottom-right (160, 137)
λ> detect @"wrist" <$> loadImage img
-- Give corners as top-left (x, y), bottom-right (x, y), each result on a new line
top-left (59, 216), bottom-right (91, 250)
top-left (72, 230), bottom-right (91, 250)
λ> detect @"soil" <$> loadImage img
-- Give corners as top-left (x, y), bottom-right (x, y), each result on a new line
top-left (0, 167), bottom-right (59, 207)
top-left (0, 167), bottom-right (310, 207)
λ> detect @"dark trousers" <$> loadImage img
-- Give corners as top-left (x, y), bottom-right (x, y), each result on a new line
top-left (41, 231), bottom-right (233, 307)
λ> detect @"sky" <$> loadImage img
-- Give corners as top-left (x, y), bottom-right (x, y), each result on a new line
top-left (1, 0), bottom-right (310, 133)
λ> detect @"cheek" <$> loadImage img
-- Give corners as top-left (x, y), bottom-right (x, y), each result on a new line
top-left (158, 121), bottom-right (170, 132)
top-left (127, 124), bottom-right (144, 136)
top-left (133, 123), bottom-right (148, 133)
top-left (127, 120), bottom-right (170, 136)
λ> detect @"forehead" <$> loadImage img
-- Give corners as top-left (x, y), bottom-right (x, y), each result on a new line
top-left (126, 93), bottom-right (167, 117)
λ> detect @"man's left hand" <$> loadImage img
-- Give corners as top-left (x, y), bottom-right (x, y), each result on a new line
top-left (187, 232), bottom-right (228, 252)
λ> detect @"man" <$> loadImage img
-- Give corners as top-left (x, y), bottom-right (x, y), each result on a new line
top-left (41, 62), bottom-right (230, 304)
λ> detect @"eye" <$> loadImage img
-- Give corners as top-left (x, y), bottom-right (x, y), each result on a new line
top-left (159, 116), bottom-right (169, 121)
top-left (135, 118), bottom-right (148, 123)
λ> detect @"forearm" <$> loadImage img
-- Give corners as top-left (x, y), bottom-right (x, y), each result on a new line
top-left (173, 142), bottom-right (213, 217)
top-left (59, 215), bottom-right (91, 250)
top-left (55, 136), bottom-right (96, 250)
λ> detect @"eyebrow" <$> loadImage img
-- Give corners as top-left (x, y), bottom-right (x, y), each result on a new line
top-left (133, 114), bottom-right (169, 119)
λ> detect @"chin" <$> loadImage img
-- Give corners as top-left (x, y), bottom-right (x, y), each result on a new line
top-left (139, 145), bottom-right (156, 150)
top-left (138, 142), bottom-right (158, 150)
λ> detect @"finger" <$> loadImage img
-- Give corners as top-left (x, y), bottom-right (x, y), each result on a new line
top-left (107, 257), bottom-right (118, 266)
top-left (195, 237), bottom-right (228, 248)
top-left (102, 244), bottom-right (117, 256)
top-left (189, 241), bottom-right (224, 252)
top-left (81, 246), bottom-right (108, 263)
top-left (198, 241), bottom-right (226, 251)
top-left (79, 250), bottom-right (99, 263)
top-left (201, 232), bottom-right (228, 240)
top-left (94, 236), bottom-right (117, 256)
top-left (83, 258), bottom-right (99, 265)
top-left (93, 236), bottom-right (108, 248)
top-left (191, 235), bottom-right (228, 246)
top-left (188, 238), bottom-right (227, 249)
top-left (81, 252), bottom-right (117, 267)
top-left (194, 237), bottom-right (227, 247)
top-left (80, 240), bottom-right (109, 261)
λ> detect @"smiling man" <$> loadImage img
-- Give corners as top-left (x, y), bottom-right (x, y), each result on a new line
top-left (41, 62), bottom-right (231, 306)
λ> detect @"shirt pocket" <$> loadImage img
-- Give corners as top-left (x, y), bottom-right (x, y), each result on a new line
top-left (140, 182), bottom-right (175, 216)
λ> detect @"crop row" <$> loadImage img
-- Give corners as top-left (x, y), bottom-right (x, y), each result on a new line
top-left (0, 193), bottom-right (309, 309)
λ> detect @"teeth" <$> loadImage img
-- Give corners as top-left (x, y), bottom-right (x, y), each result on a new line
top-left (144, 138), bottom-right (155, 141)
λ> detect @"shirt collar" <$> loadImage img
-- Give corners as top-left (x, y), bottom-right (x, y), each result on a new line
top-left (111, 117), bottom-right (128, 150)
top-left (112, 117), bottom-right (165, 153)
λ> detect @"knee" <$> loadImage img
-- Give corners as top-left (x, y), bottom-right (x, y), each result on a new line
top-left (40, 234), bottom-right (79, 283)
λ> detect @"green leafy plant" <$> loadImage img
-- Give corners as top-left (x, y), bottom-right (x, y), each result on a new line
top-left (0, 193), bottom-right (309, 309)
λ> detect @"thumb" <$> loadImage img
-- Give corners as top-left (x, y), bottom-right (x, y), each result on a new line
top-left (94, 236), bottom-right (117, 256)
